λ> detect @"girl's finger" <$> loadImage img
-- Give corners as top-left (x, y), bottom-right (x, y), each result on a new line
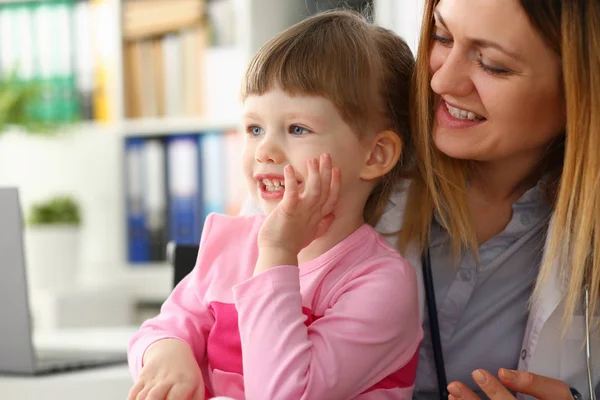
top-left (321, 167), bottom-right (341, 216)
top-left (191, 384), bottom-right (207, 400)
top-left (314, 214), bottom-right (335, 239)
top-left (134, 383), bottom-right (152, 400)
top-left (282, 164), bottom-right (300, 210)
top-left (145, 382), bottom-right (173, 400)
top-left (128, 381), bottom-right (145, 400)
top-left (165, 383), bottom-right (197, 400)
top-left (304, 157), bottom-right (321, 206)
top-left (318, 153), bottom-right (332, 206)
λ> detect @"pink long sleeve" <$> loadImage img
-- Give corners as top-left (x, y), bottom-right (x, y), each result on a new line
top-left (127, 216), bottom-right (217, 380)
top-left (233, 259), bottom-right (421, 400)
top-left (128, 213), bottom-right (422, 399)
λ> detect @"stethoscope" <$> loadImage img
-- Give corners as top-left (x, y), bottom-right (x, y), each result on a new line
top-left (421, 250), bottom-right (596, 400)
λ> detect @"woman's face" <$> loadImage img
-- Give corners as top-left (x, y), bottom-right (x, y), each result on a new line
top-left (429, 0), bottom-right (565, 164)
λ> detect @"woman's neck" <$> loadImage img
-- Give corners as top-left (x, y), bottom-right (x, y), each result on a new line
top-left (470, 155), bottom-right (545, 204)
top-left (468, 154), bottom-right (545, 244)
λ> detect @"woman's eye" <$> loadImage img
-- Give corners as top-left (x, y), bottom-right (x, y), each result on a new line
top-left (246, 125), bottom-right (264, 136)
top-left (431, 34), bottom-right (452, 45)
top-left (289, 125), bottom-right (310, 136)
top-left (477, 57), bottom-right (512, 76)
top-left (431, 27), bottom-right (453, 45)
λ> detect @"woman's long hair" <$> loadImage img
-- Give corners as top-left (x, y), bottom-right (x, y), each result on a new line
top-left (401, 0), bottom-right (600, 332)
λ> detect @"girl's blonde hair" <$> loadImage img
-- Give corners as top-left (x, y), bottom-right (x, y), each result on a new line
top-left (402, 0), bottom-right (600, 331)
top-left (241, 10), bottom-right (415, 226)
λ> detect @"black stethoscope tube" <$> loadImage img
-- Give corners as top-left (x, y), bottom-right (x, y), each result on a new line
top-left (422, 250), bottom-right (449, 399)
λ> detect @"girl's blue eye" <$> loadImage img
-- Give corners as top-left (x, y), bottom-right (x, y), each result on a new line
top-left (290, 125), bottom-right (309, 136)
top-left (247, 126), bottom-right (263, 136)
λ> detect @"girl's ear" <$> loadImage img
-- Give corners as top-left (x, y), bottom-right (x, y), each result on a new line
top-left (360, 130), bottom-right (402, 181)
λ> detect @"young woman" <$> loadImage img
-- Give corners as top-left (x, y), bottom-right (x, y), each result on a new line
top-left (235, 0), bottom-right (600, 398)
top-left (390, 0), bottom-right (600, 398)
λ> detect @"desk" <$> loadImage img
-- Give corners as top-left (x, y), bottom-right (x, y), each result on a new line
top-left (0, 327), bottom-right (137, 400)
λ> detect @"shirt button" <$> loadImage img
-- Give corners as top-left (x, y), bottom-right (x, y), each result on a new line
top-left (521, 349), bottom-right (527, 360)
top-left (520, 213), bottom-right (531, 226)
top-left (459, 269), bottom-right (472, 282)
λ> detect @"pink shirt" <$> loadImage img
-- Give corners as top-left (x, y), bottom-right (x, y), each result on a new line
top-left (128, 214), bottom-right (422, 399)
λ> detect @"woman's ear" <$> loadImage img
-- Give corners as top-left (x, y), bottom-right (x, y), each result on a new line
top-left (360, 130), bottom-right (402, 181)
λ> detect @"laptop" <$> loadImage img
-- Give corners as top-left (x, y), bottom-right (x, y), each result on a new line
top-left (0, 187), bottom-right (127, 375)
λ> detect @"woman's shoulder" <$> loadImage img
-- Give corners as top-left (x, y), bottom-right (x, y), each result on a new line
top-left (374, 179), bottom-right (411, 235)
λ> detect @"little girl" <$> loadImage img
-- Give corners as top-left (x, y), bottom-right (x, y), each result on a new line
top-left (128, 10), bottom-right (422, 400)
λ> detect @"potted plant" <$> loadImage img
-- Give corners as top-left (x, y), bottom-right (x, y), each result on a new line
top-left (1, 72), bottom-right (75, 291)
top-left (24, 195), bottom-right (83, 292)
top-left (0, 71), bottom-right (62, 134)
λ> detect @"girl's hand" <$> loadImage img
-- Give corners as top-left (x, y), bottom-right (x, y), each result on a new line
top-left (256, 153), bottom-right (341, 267)
top-left (128, 339), bottom-right (205, 400)
top-left (447, 369), bottom-right (574, 400)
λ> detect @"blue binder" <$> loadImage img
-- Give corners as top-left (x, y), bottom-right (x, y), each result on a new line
top-left (166, 134), bottom-right (203, 245)
top-left (199, 131), bottom-right (226, 219)
top-left (125, 137), bottom-right (150, 263)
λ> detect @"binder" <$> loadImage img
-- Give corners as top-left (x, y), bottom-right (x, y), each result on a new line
top-left (162, 34), bottom-right (183, 117)
top-left (55, 0), bottom-right (78, 123)
top-left (123, 41), bottom-right (142, 118)
top-left (166, 135), bottom-right (203, 245)
top-left (13, 3), bottom-right (36, 121)
top-left (199, 131), bottom-right (226, 219)
top-left (74, 0), bottom-right (94, 120)
top-left (0, 3), bottom-right (18, 78)
top-left (90, 0), bottom-right (118, 122)
top-left (138, 40), bottom-right (158, 117)
top-left (32, 0), bottom-right (57, 123)
top-left (14, 3), bottom-right (35, 82)
top-left (125, 137), bottom-right (150, 263)
top-left (0, 6), bottom-right (4, 77)
top-left (142, 139), bottom-right (168, 261)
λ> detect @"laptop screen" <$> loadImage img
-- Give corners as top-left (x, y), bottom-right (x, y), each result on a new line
top-left (0, 187), bottom-right (37, 374)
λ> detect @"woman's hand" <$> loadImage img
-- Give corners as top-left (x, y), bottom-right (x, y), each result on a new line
top-left (447, 368), bottom-right (573, 400)
top-left (128, 339), bottom-right (205, 400)
top-left (254, 153), bottom-right (341, 275)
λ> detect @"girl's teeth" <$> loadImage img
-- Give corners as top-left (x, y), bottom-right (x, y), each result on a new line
top-left (262, 178), bottom-right (284, 192)
top-left (265, 184), bottom-right (284, 192)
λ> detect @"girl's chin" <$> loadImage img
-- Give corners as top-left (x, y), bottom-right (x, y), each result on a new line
top-left (258, 200), bottom-right (279, 214)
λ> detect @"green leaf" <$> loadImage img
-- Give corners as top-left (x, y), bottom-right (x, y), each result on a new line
top-left (28, 196), bottom-right (82, 226)
top-left (0, 70), bottom-right (63, 134)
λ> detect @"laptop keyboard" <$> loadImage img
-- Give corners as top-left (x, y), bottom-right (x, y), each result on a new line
top-left (35, 349), bottom-right (126, 373)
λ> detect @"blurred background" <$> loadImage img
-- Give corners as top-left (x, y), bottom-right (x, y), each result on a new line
top-left (0, 0), bottom-right (424, 331)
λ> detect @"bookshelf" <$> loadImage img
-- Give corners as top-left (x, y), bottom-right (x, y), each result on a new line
top-left (115, 0), bottom-right (308, 302)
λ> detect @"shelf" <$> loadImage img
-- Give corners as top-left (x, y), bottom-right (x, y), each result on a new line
top-left (0, 116), bottom-right (241, 137)
top-left (0, 0), bottom-right (37, 4)
top-left (120, 116), bottom-right (240, 137)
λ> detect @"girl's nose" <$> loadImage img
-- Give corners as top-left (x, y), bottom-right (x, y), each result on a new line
top-left (255, 134), bottom-right (285, 164)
